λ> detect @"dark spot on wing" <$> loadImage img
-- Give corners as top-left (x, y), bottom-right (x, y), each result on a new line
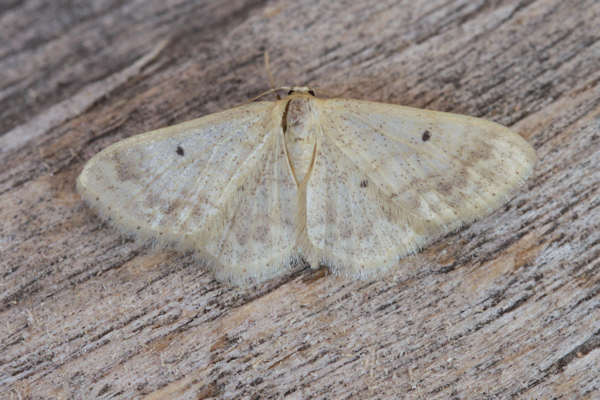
top-left (360, 179), bottom-right (368, 188)
top-left (308, 89), bottom-right (316, 96)
top-left (176, 146), bottom-right (184, 156)
top-left (422, 130), bottom-right (431, 142)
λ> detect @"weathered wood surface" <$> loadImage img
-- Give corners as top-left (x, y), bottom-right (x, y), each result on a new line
top-left (1, 0), bottom-right (599, 398)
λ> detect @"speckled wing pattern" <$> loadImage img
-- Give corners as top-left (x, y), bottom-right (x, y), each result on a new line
top-left (305, 98), bottom-right (536, 277)
top-left (78, 90), bottom-right (535, 285)
top-left (200, 106), bottom-right (302, 284)
top-left (79, 101), bottom-right (302, 284)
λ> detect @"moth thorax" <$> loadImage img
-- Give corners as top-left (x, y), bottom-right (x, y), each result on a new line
top-left (284, 97), bottom-right (317, 185)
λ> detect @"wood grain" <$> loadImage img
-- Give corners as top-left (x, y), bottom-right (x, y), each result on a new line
top-left (1, 0), bottom-right (599, 398)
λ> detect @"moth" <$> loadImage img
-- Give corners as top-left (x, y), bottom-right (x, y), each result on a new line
top-left (77, 87), bottom-right (536, 285)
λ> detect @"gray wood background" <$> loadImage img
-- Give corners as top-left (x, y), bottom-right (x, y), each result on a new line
top-left (1, 0), bottom-right (599, 398)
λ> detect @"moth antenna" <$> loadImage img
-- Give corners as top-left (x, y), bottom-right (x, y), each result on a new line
top-left (264, 51), bottom-right (280, 100)
top-left (246, 85), bottom-right (293, 103)
top-left (247, 87), bottom-right (282, 103)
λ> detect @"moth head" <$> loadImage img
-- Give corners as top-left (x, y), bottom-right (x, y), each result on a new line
top-left (287, 86), bottom-right (316, 97)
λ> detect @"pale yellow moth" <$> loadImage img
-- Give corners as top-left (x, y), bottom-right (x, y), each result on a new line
top-left (77, 87), bottom-right (536, 285)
